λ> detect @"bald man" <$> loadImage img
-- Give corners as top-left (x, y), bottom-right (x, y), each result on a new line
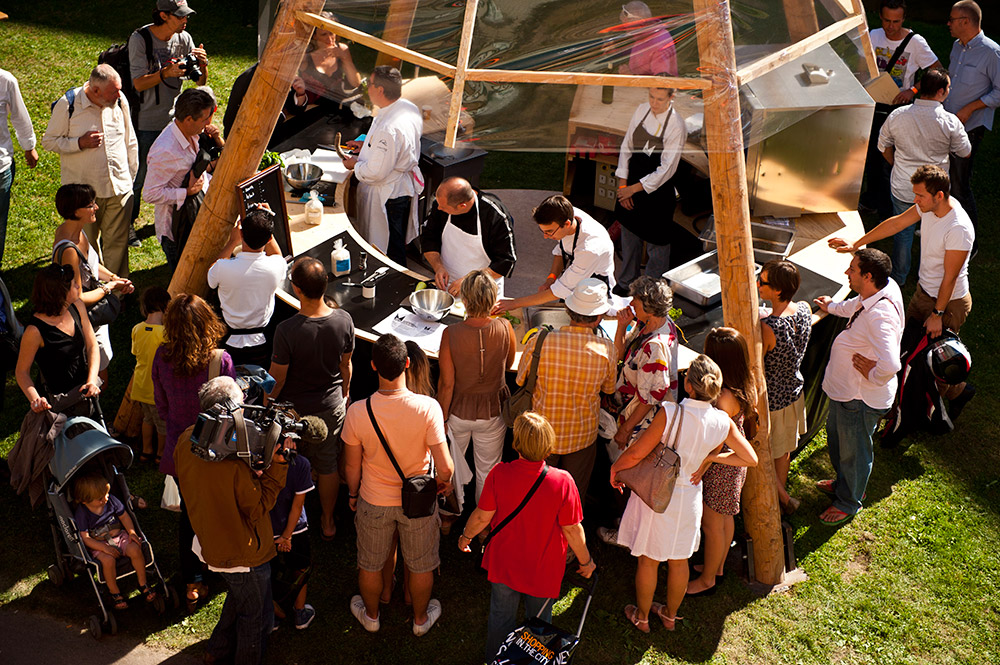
top-left (420, 177), bottom-right (517, 296)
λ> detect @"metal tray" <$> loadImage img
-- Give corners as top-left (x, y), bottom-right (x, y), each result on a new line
top-left (700, 217), bottom-right (796, 264)
top-left (665, 250), bottom-right (760, 307)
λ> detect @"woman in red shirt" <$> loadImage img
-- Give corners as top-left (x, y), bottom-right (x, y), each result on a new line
top-left (460, 412), bottom-right (596, 661)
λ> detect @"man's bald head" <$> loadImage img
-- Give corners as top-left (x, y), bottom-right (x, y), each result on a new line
top-left (435, 177), bottom-right (476, 215)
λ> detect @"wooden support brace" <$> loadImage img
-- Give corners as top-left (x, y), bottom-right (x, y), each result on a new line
top-left (782, 0), bottom-right (820, 43)
top-left (693, 0), bottom-right (785, 587)
top-left (463, 69), bottom-right (712, 90)
top-left (736, 13), bottom-right (867, 86)
top-left (849, 0), bottom-right (880, 81)
top-left (376, 0), bottom-right (419, 69)
top-left (444, 0), bottom-right (479, 148)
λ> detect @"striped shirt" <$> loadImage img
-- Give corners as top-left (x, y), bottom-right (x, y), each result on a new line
top-left (517, 325), bottom-right (616, 454)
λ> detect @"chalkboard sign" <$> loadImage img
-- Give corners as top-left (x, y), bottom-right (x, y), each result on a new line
top-left (236, 164), bottom-right (293, 260)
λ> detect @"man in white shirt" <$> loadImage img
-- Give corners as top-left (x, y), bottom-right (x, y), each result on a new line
top-left (43, 65), bottom-right (138, 278)
top-left (494, 195), bottom-right (616, 313)
top-left (207, 205), bottom-right (287, 368)
top-left (143, 86), bottom-right (219, 268)
top-left (830, 165), bottom-right (975, 418)
top-left (861, 0), bottom-right (941, 217)
top-left (877, 69), bottom-right (970, 284)
top-left (342, 66), bottom-right (422, 267)
top-left (0, 68), bottom-right (39, 266)
top-left (814, 249), bottom-right (903, 525)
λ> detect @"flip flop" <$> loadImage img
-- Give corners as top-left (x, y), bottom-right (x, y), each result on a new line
top-left (819, 505), bottom-right (852, 525)
top-left (624, 605), bottom-right (650, 633)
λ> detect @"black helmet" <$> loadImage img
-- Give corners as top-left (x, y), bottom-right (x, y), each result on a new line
top-left (926, 332), bottom-right (971, 385)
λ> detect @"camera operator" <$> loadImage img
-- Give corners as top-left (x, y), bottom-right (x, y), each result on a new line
top-left (129, 0), bottom-right (209, 239)
top-left (174, 376), bottom-right (288, 665)
top-left (143, 86), bottom-right (222, 269)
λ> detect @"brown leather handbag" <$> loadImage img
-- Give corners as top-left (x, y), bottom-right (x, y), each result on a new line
top-left (615, 403), bottom-right (684, 513)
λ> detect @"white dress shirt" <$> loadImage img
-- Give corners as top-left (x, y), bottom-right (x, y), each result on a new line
top-left (207, 251), bottom-right (287, 348)
top-left (42, 85), bottom-right (138, 197)
top-left (615, 101), bottom-right (687, 193)
top-left (822, 280), bottom-right (904, 410)
top-left (550, 209), bottom-right (616, 300)
top-left (143, 121), bottom-right (211, 241)
top-left (0, 69), bottom-right (36, 173)
top-left (877, 99), bottom-right (971, 203)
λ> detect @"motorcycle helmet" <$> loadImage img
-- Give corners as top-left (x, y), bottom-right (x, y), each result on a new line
top-left (926, 332), bottom-right (971, 385)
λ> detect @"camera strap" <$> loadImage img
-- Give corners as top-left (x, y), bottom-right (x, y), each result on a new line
top-left (232, 408), bottom-right (253, 463)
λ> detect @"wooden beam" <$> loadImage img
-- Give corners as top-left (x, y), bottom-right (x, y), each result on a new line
top-left (167, 0), bottom-right (325, 299)
top-left (736, 13), bottom-right (866, 86)
top-left (297, 11), bottom-right (456, 77)
top-left (783, 0), bottom-right (820, 43)
top-left (464, 69), bottom-right (712, 90)
top-left (376, 0), bottom-right (420, 69)
top-left (444, 0), bottom-right (479, 148)
top-left (850, 0), bottom-right (880, 81)
top-left (693, 0), bottom-right (785, 587)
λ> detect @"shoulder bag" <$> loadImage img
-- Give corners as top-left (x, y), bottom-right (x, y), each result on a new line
top-left (615, 403), bottom-right (684, 513)
top-left (53, 241), bottom-right (121, 328)
top-left (501, 328), bottom-right (549, 428)
top-left (366, 398), bottom-right (438, 519)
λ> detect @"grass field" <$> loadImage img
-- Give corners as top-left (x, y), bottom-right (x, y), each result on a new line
top-left (1, 2), bottom-right (999, 663)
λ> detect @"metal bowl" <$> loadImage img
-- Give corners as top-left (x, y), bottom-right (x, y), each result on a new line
top-left (284, 162), bottom-right (323, 190)
top-left (409, 289), bottom-right (455, 321)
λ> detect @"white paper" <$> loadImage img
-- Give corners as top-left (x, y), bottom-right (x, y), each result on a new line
top-left (310, 148), bottom-right (351, 183)
top-left (372, 308), bottom-right (446, 354)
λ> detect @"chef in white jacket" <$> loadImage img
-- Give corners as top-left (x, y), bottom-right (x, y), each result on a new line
top-left (343, 65), bottom-right (423, 266)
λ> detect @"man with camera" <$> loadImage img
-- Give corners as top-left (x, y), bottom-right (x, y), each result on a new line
top-left (174, 376), bottom-right (288, 665)
top-left (143, 86), bottom-right (221, 268)
top-left (129, 0), bottom-right (209, 241)
top-left (342, 334), bottom-right (454, 636)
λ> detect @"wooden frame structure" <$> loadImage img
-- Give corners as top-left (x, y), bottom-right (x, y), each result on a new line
top-left (135, 0), bottom-right (880, 587)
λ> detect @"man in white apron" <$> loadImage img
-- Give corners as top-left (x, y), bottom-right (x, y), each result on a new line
top-left (420, 177), bottom-right (516, 296)
top-left (343, 66), bottom-right (422, 266)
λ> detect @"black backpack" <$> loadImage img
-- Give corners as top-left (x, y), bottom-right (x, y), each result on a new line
top-left (97, 26), bottom-right (155, 128)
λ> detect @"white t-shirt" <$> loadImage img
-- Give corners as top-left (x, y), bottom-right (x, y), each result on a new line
top-left (870, 28), bottom-right (939, 90)
top-left (207, 251), bottom-right (288, 347)
top-left (550, 209), bottom-right (616, 300)
top-left (918, 197), bottom-right (974, 300)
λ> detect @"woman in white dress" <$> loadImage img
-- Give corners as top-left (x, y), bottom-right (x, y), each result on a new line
top-left (610, 355), bottom-right (758, 632)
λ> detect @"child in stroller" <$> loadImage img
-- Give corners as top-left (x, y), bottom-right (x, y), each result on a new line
top-left (72, 473), bottom-right (156, 610)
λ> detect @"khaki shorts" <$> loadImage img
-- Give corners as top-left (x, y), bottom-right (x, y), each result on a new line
top-left (296, 402), bottom-right (345, 475)
top-left (770, 395), bottom-right (806, 459)
top-left (139, 401), bottom-right (166, 437)
top-left (907, 286), bottom-right (972, 334)
top-left (355, 498), bottom-right (440, 574)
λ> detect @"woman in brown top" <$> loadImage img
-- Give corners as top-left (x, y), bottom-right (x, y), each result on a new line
top-left (437, 269), bottom-right (516, 528)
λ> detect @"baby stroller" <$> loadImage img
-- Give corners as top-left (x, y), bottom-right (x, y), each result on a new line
top-left (44, 416), bottom-right (177, 638)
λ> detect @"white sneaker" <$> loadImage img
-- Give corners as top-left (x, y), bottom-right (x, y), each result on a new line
top-left (413, 598), bottom-right (441, 636)
top-left (350, 594), bottom-right (380, 632)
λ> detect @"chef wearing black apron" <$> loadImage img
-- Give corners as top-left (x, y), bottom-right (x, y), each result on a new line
top-left (615, 87), bottom-right (687, 290)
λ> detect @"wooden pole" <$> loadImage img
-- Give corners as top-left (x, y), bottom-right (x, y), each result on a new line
top-left (692, 0), bottom-right (785, 586)
top-left (782, 0), bottom-right (820, 43)
top-left (444, 0), bottom-right (479, 148)
top-left (168, 0), bottom-right (324, 298)
top-left (849, 0), bottom-right (880, 80)
top-left (376, 0), bottom-right (419, 69)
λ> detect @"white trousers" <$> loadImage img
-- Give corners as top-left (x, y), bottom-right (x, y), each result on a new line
top-left (446, 414), bottom-right (506, 514)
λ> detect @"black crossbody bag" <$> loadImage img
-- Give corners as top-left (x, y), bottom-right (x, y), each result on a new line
top-left (366, 398), bottom-right (438, 519)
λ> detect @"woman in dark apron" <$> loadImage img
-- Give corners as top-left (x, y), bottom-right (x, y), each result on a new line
top-left (615, 87), bottom-right (686, 291)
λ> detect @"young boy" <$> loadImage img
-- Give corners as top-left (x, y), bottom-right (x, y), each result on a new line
top-left (73, 474), bottom-right (155, 609)
top-left (131, 287), bottom-right (170, 464)
top-left (270, 453), bottom-right (316, 629)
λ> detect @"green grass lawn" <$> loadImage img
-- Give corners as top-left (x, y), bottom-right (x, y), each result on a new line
top-left (2, 2), bottom-right (999, 663)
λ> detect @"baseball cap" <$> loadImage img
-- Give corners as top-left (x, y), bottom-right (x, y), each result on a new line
top-left (157, 0), bottom-right (195, 17)
top-left (565, 278), bottom-right (610, 316)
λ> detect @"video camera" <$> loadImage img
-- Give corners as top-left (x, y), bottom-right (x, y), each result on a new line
top-left (190, 400), bottom-right (328, 471)
top-left (174, 53), bottom-right (203, 82)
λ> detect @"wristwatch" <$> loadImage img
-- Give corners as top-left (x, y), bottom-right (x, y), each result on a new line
top-left (932, 309), bottom-right (946, 317)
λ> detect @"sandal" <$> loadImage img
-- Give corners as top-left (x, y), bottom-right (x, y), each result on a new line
top-left (651, 602), bottom-right (682, 631)
top-left (819, 505), bottom-right (852, 526)
top-left (133, 495), bottom-right (148, 510)
top-left (110, 592), bottom-right (128, 611)
top-left (142, 584), bottom-right (158, 604)
top-left (186, 581), bottom-right (208, 613)
top-left (138, 452), bottom-right (156, 464)
top-left (624, 605), bottom-right (650, 633)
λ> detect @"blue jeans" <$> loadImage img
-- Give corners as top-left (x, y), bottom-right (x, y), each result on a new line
top-left (131, 129), bottom-right (162, 225)
top-left (889, 194), bottom-right (915, 286)
top-left (826, 399), bottom-right (886, 515)
top-left (617, 224), bottom-right (670, 289)
top-left (384, 195), bottom-right (411, 266)
top-left (0, 161), bottom-right (14, 267)
top-left (205, 562), bottom-right (274, 665)
top-left (486, 581), bottom-right (553, 662)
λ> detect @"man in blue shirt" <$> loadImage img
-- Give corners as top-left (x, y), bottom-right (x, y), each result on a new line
top-left (944, 0), bottom-right (1000, 232)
